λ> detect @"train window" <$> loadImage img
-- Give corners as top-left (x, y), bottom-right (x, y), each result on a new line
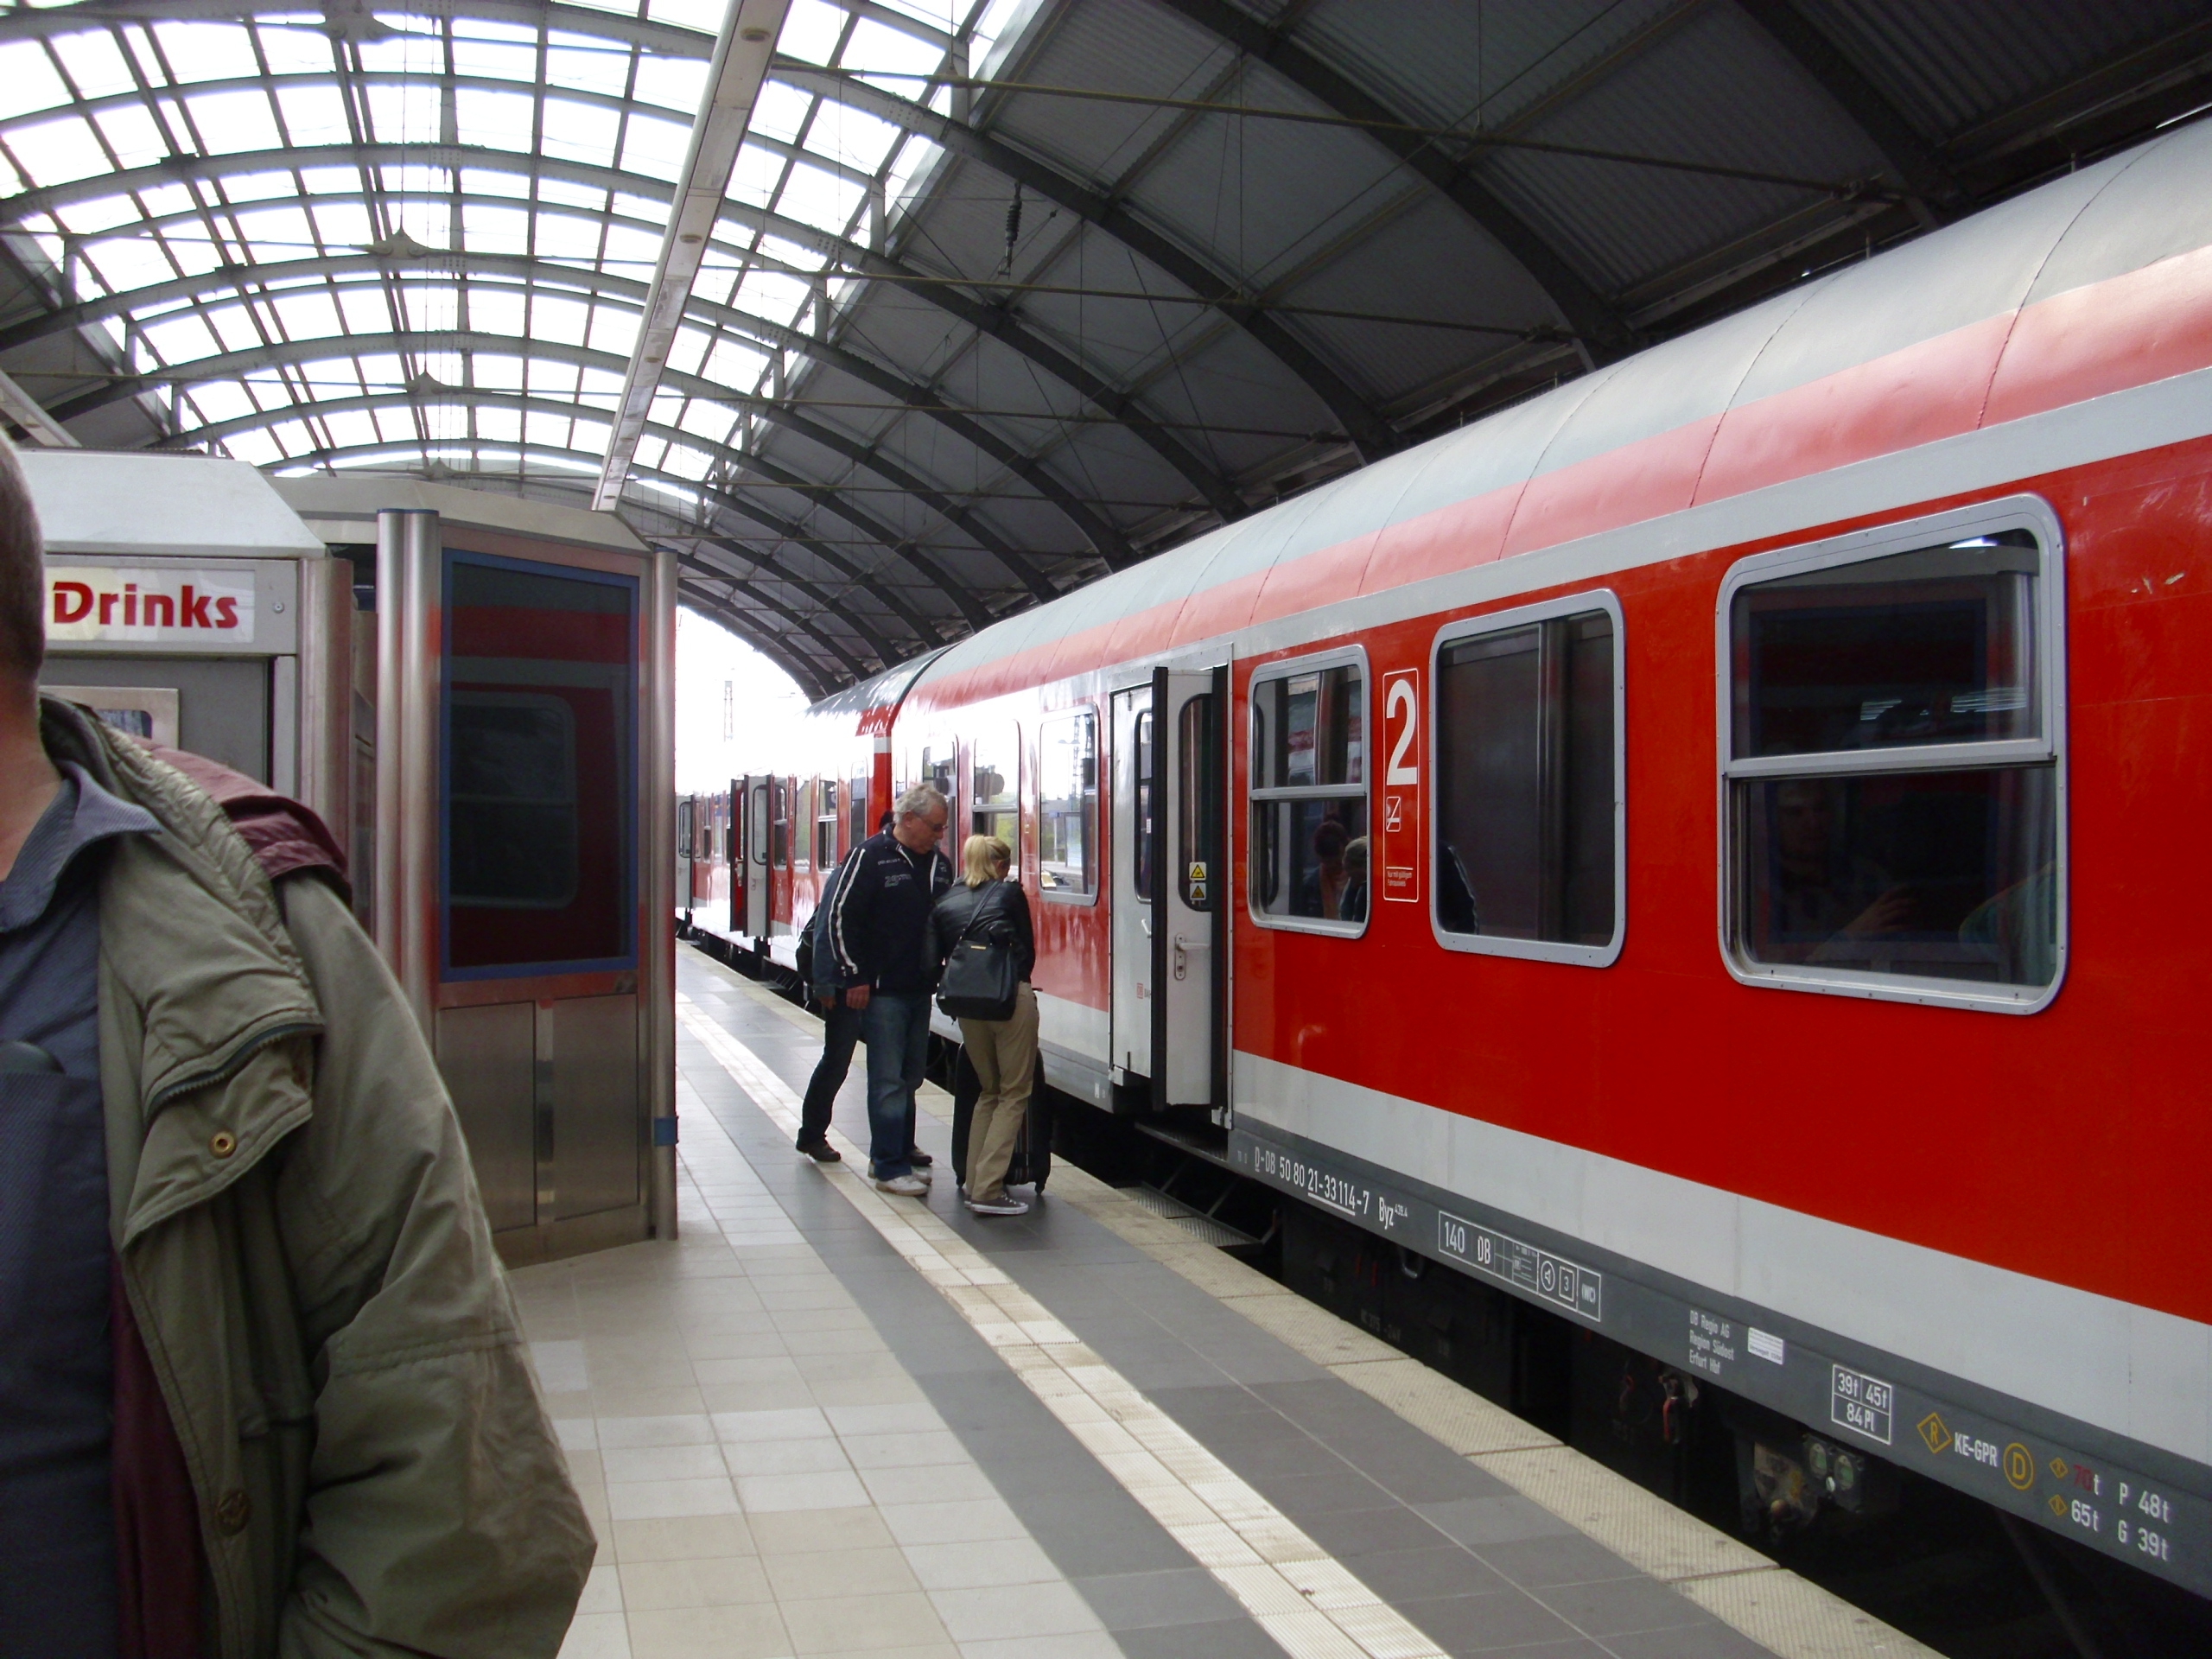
top-left (750, 781), bottom-right (769, 865)
top-left (971, 734), bottom-right (1020, 856)
top-left (677, 795), bottom-right (693, 862)
top-left (1249, 652), bottom-right (1367, 933)
top-left (1433, 596), bottom-right (1622, 964)
top-left (1179, 695), bottom-right (1219, 912)
top-left (1039, 710), bottom-right (1097, 899)
top-left (849, 772), bottom-right (868, 849)
top-left (770, 776), bottom-right (789, 870)
top-left (921, 746), bottom-right (955, 804)
top-left (1719, 500), bottom-right (2064, 1011)
top-left (817, 780), bottom-right (839, 868)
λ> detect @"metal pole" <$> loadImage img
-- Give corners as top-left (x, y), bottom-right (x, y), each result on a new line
top-left (374, 508), bottom-right (440, 1042)
top-left (645, 541), bottom-right (680, 1241)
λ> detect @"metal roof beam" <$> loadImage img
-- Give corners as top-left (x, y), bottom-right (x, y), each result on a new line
top-left (1150, 0), bottom-right (1637, 363)
top-left (1733, 0), bottom-right (1958, 225)
top-left (670, 547), bottom-right (875, 680)
top-left (0, 228), bottom-right (1128, 569)
top-left (9, 141), bottom-right (1203, 546)
top-left (595, 0), bottom-right (788, 510)
top-left (0, 365), bottom-right (78, 447)
top-left (0, 1), bottom-right (719, 58)
top-left (44, 325), bottom-right (1006, 624)
top-left (777, 62), bottom-right (1401, 461)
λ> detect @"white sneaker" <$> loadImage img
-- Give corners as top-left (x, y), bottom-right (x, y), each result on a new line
top-left (965, 1193), bottom-right (1030, 1217)
top-left (874, 1173), bottom-right (929, 1198)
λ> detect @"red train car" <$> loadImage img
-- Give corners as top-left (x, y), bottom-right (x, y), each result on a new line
top-left (747, 124), bottom-right (2212, 1590)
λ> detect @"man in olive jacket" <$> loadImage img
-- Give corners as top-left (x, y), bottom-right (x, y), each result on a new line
top-left (0, 440), bottom-right (591, 1656)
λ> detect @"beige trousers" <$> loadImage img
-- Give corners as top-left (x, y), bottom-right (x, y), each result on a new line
top-left (959, 982), bottom-right (1039, 1201)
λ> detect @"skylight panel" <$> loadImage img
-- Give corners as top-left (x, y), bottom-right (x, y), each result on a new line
top-left (352, 30), bottom-right (443, 77)
top-left (728, 143), bottom-right (787, 207)
top-left (602, 220), bottom-right (661, 270)
top-left (453, 17), bottom-right (539, 47)
top-left (185, 378), bottom-right (257, 424)
top-left (213, 169), bottom-right (297, 203)
top-left (449, 36), bottom-right (538, 86)
top-left (149, 22), bottom-right (262, 85)
top-left (252, 20), bottom-right (335, 78)
top-left (472, 353), bottom-right (525, 390)
top-left (748, 81), bottom-right (814, 146)
top-left (634, 434), bottom-right (669, 470)
top-left (265, 417), bottom-right (313, 454)
top-left (353, 352), bottom-right (405, 388)
top-left (454, 86), bottom-right (536, 152)
top-left (271, 288), bottom-right (344, 340)
top-left (277, 83), bottom-right (351, 146)
top-left (581, 365), bottom-right (626, 396)
top-left (530, 358), bottom-right (582, 396)
top-left (571, 417), bottom-right (611, 451)
top-left (702, 338), bottom-right (771, 387)
top-left (475, 404), bottom-right (524, 442)
top-left (779, 0), bottom-right (849, 67)
top-left (588, 307), bottom-right (639, 356)
top-left (81, 233), bottom-right (172, 296)
top-left (757, 233), bottom-right (826, 272)
top-left (11, 115), bottom-right (113, 188)
top-left (296, 164), bottom-right (358, 195)
top-left (773, 162), bottom-right (863, 238)
top-left (468, 285), bottom-right (526, 336)
top-left (970, 0), bottom-right (1029, 75)
top-left (309, 200), bottom-right (372, 248)
top-left (160, 232), bottom-right (224, 280)
top-left (846, 18), bottom-right (944, 86)
top-left (363, 83), bottom-right (441, 148)
top-left (201, 302), bottom-right (262, 354)
top-left (736, 270), bottom-right (810, 326)
top-left (645, 0), bottom-right (724, 32)
top-left (804, 103), bottom-right (900, 175)
top-left (334, 282), bottom-right (391, 336)
top-left (661, 441), bottom-right (714, 480)
top-left (232, 203), bottom-right (314, 253)
top-left (613, 189), bottom-right (670, 226)
top-left (83, 100), bottom-right (161, 171)
top-left (632, 55), bottom-right (708, 114)
top-left (139, 311), bottom-right (219, 365)
top-left (0, 41), bottom-right (73, 121)
top-left (462, 200), bottom-right (531, 252)
top-left (55, 194), bottom-right (143, 236)
top-left (321, 409), bottom-right (381, 449)
top-left (537, 176), bottom-right (609, 210)
top-left (461, 166), bottom-right (534, 200)
top-left (666, 324), bottom-right (715, 374)
top-left (187, 89), bottom-right (283, 155)
top-left (523, 408), bottom-right (573, 451)
top-left (678, 397), bottom-right (734, 442)
top-left (48, 30), bottom-right (138, 101)
top-left (374, 407), bottom-right (416, 444)
top-left (545, 43), bottom-right (632, 100)
top-left (223, 429), bottom-right (286, 466)
top-left (622, 112), bottom-right (691, 183)
top-left (541, 98), bottom-right (620, 168)
top-left (533, 211), bottom-right (605, 262)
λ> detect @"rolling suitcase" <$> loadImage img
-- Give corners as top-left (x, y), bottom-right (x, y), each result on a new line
top-left (949, 1046), bottom-right (1052, 1195)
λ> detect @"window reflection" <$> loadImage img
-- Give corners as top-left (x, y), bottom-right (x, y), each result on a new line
top-left (1250, 664), bottom-right (1366, 927)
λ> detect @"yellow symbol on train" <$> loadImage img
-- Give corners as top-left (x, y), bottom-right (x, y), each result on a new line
top-left (2050, 1457), bottom-right (2069, 1481)
top-left (2050, 1495), bottom-right (2069, 1519)
top-left (1917, 1413), bottom-right (1953, 1455)
top-left (2006, 1445), bottom-right (2037, 1491)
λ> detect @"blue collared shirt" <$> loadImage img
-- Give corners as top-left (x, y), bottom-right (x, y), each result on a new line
top-left (0, 761), bottom-right (160, 1659)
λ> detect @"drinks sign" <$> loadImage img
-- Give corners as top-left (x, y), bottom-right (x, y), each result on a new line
top-left (48, 565), bottom-right (257, 645)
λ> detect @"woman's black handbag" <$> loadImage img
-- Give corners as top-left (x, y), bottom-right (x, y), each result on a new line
top-left (937, 887), bottom-right (1020, 1020)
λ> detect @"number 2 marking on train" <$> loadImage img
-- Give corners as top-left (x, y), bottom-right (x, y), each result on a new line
top-left (1386, 675), bottom-right (1420, 784)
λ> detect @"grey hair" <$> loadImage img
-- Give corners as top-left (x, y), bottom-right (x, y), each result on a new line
top-left (893, 783), bottom-right (946, 822)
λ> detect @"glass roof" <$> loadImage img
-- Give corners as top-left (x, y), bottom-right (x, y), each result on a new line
top-left (0, 0), bottom-right (1020, 501)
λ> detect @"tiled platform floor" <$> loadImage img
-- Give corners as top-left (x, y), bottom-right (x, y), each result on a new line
top-left (515, 950), bottom-right (1929, 1659)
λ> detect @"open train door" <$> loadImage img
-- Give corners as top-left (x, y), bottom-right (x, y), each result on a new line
top-left (1150, 666), bottom-right (1228, 1113)
top-left (740, 773), bottom-right (771, 941)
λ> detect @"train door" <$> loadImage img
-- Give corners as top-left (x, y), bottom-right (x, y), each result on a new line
top-left (741, 773), bottom-right (771, 938)
top-left (1152, 667), bottom-right (1226, 1111)
top-left (1109, 686), bottom-right (1154, 1082)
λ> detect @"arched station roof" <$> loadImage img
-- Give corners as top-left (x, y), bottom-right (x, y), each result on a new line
top-left (0, 0), bottom-right (2206, 696)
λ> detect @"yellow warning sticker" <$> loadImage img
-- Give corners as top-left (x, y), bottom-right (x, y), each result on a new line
top-left (1917, 1413), bottom-right (1953, 1456)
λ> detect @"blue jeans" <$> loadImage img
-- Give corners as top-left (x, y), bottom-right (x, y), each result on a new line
top-left (860, 991), bottom-right (931, 1179)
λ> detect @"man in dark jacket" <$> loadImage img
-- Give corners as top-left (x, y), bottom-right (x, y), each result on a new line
top-left (827, 785), bottom-right (951, 1194)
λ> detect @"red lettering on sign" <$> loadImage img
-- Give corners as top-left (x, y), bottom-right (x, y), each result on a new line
top-left (179, 584), bottom-right (213, 628)
top-left (52, 582), bottom-right (92, 624)
top-left (214, 594), bottom-right (238, 629)
top-left (99, 591), bottom-right (118, 625)
top-left (143, 593), bottom-right (175, 627)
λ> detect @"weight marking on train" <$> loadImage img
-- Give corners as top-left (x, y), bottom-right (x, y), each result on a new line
top-left (1436, 1211), bottom-right (1602, 1323)
top-left (1829, 1363), bottom-right (1895, 1446)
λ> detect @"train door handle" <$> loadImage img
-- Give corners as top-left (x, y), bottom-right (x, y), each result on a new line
top-left (1173, 936), bottom-right (1207, 980)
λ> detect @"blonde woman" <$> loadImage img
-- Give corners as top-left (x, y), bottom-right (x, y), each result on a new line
top-left (931, 834), bottom-right (1039, 1215)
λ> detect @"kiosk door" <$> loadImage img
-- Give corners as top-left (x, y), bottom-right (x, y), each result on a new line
top-left (1151, 667), bottom-right (1226, 1109)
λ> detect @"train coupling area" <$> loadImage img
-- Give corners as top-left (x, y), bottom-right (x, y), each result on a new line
top-left (513, 950), bottom-right (1936, 1659)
